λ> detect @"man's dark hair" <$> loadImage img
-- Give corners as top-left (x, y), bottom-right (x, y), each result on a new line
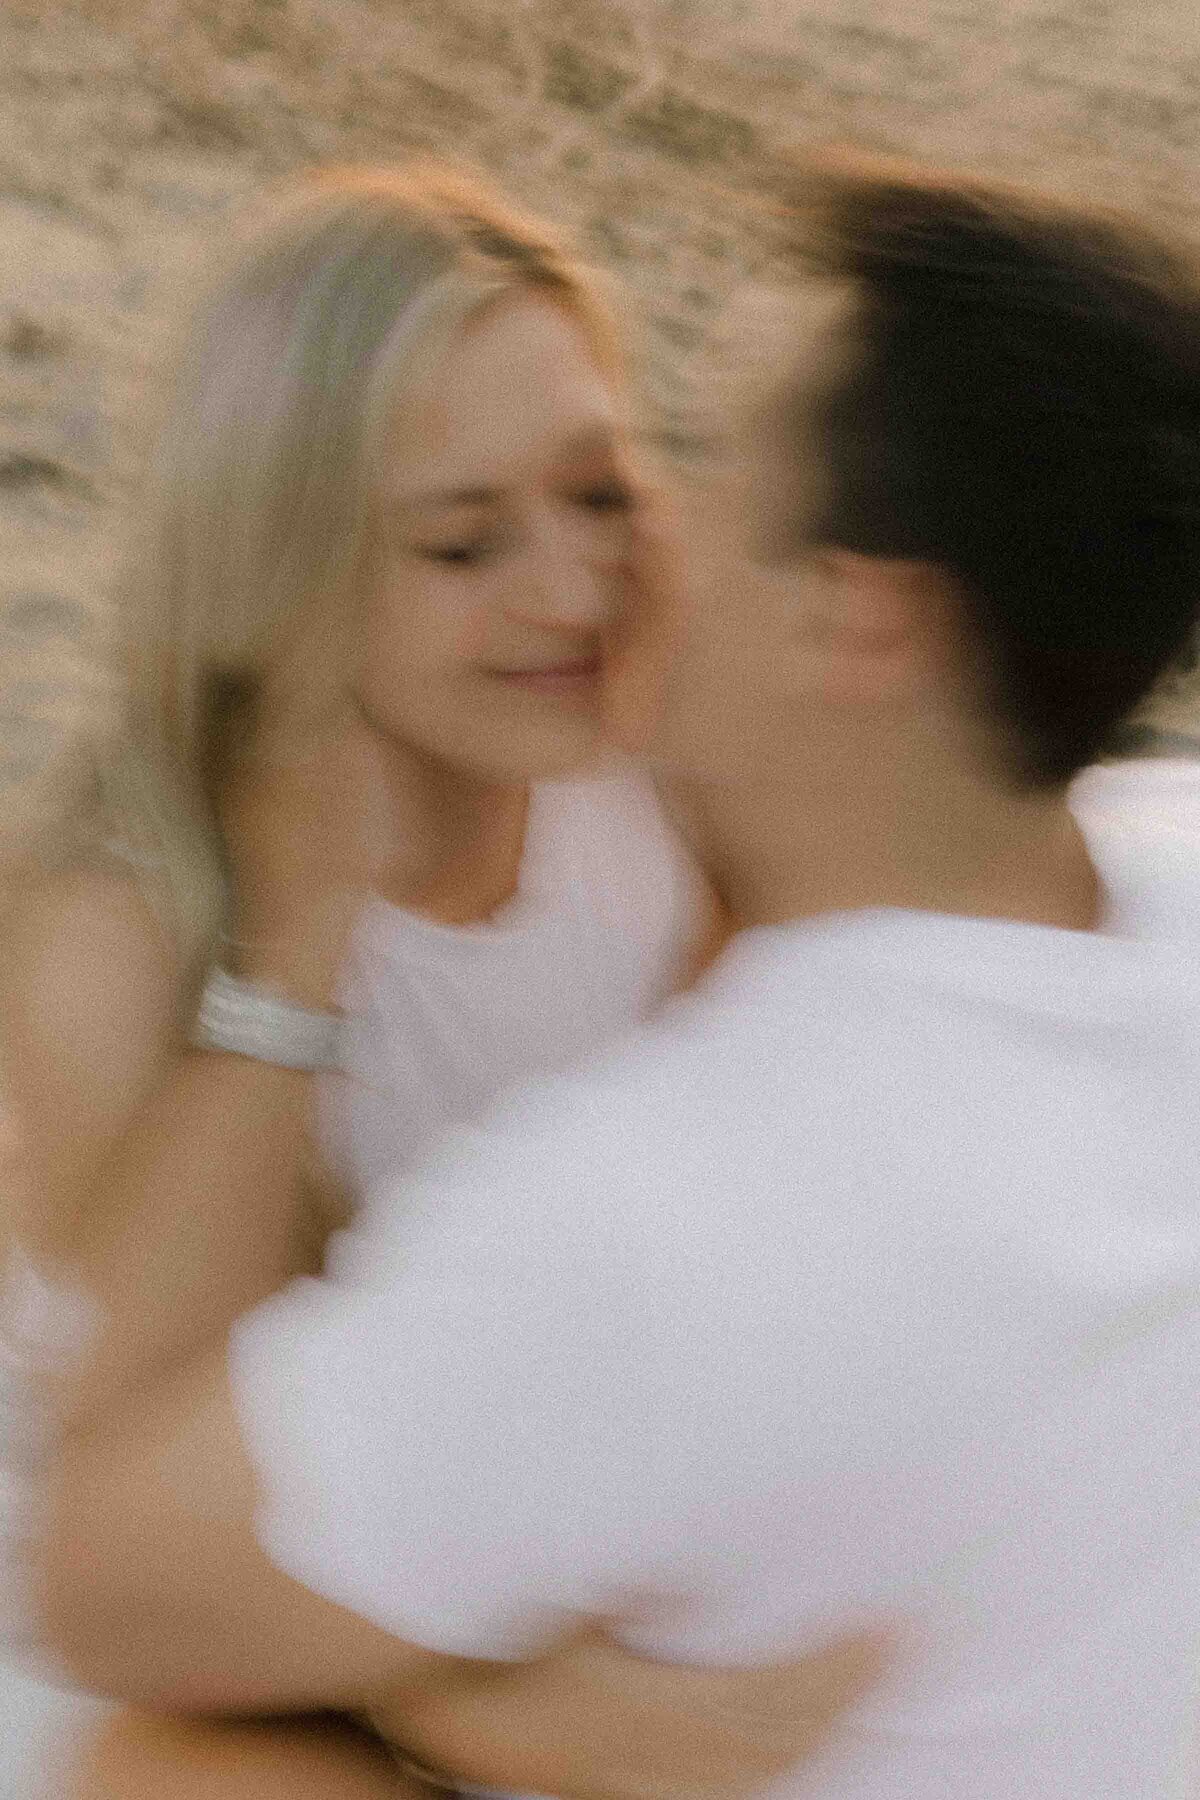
top-left (785, 151), bottom-right (1200, 787)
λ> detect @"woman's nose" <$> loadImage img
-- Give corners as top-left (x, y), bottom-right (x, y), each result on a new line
top-left (505, 534), bottom-right (618, 633)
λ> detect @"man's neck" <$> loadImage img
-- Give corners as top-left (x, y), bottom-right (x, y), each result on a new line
top-left (674, 764), bottom-right (1103, 939)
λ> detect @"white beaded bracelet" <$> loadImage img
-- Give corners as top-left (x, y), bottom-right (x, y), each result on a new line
top-left (191, 967), bottom-right (344, 1072)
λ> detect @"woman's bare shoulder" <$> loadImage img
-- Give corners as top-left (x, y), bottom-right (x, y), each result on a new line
top-left (3, 860), bottom-right (180, 1108)
top-left (7, 858), bottom-right (176, 997)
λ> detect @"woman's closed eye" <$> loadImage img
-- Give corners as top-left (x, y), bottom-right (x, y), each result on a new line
top-left (416, 538), bottom-right (499, 568)
top-left (571, 481), bottom-right (636, 514)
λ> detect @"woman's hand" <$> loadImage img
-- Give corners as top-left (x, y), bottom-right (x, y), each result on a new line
top-left (218, 701), bottom-right (526, 1008)
top-left (217, 708), bottom-right (401, 1011)
top-left (366, 1625), bottom-right (891, 1800)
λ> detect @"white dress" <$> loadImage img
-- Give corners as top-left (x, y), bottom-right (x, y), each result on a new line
top-left (0, 759), bottom-right (706, 1792)
top-left (321, 762), bottom-right (707, 1198)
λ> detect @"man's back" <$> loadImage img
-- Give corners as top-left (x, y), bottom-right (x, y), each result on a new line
top-left (230, 760), bottom-right (1200, 1800)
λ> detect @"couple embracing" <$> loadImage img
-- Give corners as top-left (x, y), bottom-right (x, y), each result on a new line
top-left (6, 146), bottom-right (1200, 1799)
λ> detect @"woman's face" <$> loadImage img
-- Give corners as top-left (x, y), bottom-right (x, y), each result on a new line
top-left (356, 292), bottom-right (638, 783)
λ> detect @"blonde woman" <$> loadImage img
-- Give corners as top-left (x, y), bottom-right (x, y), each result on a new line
top-left (1, 165), bottom-right (881, 1797)
top-left (6, 160), bottom-right (707, 1249)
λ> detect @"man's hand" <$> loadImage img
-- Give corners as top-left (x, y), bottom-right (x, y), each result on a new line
top-left (367, 1626), bottom-right (892, 1800)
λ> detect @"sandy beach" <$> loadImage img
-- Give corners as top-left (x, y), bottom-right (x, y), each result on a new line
top-left (1, 0), bottom-right (1198, 821)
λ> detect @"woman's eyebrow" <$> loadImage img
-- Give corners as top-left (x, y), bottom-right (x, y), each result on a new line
top-left (397, 421), bottom-right (626, 510)
top-left (400, 484), bottom-right (500, 511)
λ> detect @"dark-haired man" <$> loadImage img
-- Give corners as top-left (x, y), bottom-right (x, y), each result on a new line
top-left (41, 158), bottom-right (1200, 1798)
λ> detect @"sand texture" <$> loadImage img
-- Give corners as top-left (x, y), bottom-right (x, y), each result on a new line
top-left (2, 0), bottom-right (1200, 835)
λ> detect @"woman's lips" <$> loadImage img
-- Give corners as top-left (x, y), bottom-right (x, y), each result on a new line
top-left (489, 661), bottom-right (602, 697)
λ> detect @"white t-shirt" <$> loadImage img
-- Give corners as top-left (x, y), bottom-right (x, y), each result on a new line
top-left (230, 757), bottom-right (1200, 1800)
top-left (320, 760), bottom-right (708, 1196)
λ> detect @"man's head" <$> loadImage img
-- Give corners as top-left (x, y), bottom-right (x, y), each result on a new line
top-left (620, 153), bottom-right (1200, 805)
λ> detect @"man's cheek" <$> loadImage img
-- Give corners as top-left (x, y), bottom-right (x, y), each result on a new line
top-left (603, 652), bottom-right (662, 754)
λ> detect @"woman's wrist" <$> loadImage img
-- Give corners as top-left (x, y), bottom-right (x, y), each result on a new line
top-left (222, 920), bottom-right (348, 1013)
top-left (192, 967), bottom-right (344, 1072)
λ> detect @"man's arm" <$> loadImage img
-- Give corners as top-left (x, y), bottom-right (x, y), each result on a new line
top-left (43, 1337), bottom-right (477, 1716)
top-left (33, 717), bottom-right (891, 1783)
top-left (41, 1236), bottom-right (889, 1800)
top-left (386, 1630), bottom-right (889, 1800)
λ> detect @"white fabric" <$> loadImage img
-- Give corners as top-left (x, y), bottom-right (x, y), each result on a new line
top-left (231, 757), bottom-right (1200, 1800)
top-left (320, 760), bottom-right (707, 1197)
top-left (0, 1246), bottom-right (96, 1648)
top-left (0, 1245), bottom-right (111, 1795)
top-left (0, 1662), bottom-right (111, 1800)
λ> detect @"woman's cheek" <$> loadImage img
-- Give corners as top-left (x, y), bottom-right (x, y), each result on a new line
top-left (455, 592), bottom-right (503, 662)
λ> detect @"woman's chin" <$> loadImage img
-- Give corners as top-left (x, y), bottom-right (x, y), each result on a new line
top-left (497, 711), bottom-right (608, 783)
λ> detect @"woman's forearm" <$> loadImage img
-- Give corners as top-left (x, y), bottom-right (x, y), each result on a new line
top-left (61, 1047), bottom-right (318, 1436)
top-left (66, 709), bottom-right (465, 1436)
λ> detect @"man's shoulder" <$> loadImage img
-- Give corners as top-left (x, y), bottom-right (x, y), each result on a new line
top-left (1071, 756), bottom-right (1200, 940)
top-left (339, 950), bottom-right (1065, 1449)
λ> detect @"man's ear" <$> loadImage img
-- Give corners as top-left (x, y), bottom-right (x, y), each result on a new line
top-left (792, 549), bottom-right (948, 703)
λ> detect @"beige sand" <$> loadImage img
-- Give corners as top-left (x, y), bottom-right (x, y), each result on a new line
top-left (2, 0), bottom-right (1199, 833)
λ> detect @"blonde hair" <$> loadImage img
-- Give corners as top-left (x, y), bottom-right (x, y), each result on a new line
top-left (65, 162), bottom-right (623, 995)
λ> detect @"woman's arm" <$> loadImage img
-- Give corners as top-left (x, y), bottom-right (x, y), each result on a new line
top-left (1, 866), bottom-right (181, 1270)
top-left (0, 858), bottom-right (324, 1431)
top-left (59, 1046), bottom-right (324, 1428)
top-left (9, 710), bottom-right (403, 1423)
